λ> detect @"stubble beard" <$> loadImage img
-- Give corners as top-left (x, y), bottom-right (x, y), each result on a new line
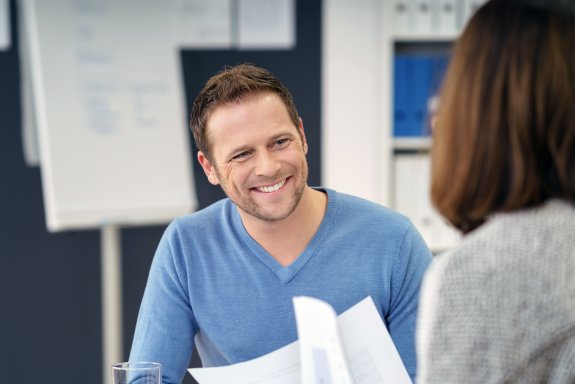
top-left (217, 165), bottom-right (308, 223)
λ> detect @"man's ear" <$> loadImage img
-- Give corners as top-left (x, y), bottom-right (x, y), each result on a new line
top-left (298, 118), bottom-right (308, 154)
top-left (197, 151), bottom-right (220, 186)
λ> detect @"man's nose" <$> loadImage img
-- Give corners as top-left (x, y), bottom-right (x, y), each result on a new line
top-left (254, 150), bottom-right (280, 176)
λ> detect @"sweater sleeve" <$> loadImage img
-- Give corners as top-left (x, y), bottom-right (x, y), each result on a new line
top-left (415, 250), bottom-right (497, 384)
top-left (387, 223), bottom-right (433, 382)
top-left (129, 222), bottom-right (197, 384)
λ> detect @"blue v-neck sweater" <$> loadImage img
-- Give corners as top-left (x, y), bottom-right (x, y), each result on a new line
top-left (130, 188), bottom-right (431, 383)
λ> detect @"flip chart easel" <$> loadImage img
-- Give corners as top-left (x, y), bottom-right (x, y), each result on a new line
top-left (20, 1), bottom-right (196, 383)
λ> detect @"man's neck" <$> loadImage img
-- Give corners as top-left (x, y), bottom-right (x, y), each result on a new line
top-left (240, 187), bottom-right (328, 267)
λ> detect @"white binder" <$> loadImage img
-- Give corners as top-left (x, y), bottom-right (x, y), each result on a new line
top-left (411, 0), bottom-right (435, 34)
top-left (393, 0), bottom-right (412, 35)
top-left (393, 153), bottom-right (461, 252)
top-left (435, 0), bottom-right (458, 35)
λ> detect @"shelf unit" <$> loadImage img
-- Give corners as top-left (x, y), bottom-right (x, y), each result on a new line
top-left (380, 1), bottom-right (489, 253)
top-left (323, 0), bottom-right (486, 253)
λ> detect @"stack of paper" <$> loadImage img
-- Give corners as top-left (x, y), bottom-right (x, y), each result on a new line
top-left (188, 296), bottom-right (412, 384)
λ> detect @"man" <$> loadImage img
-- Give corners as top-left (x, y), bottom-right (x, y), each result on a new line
top-left (129, 63), bottom-right (431, 383)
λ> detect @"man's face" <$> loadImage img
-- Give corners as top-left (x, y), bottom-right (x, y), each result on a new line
top-left (198, 92), bottom-right (308, 223)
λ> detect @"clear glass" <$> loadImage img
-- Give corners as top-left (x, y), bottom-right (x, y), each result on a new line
top-left (112, 361), bottom-right (161, 384)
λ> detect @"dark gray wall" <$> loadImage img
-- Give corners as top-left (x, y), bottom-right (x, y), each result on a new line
top-left (0, 1), bottom-right (321, 383)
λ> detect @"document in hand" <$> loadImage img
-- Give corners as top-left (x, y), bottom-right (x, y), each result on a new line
top-left (188, 296), bottom-right (412, 384)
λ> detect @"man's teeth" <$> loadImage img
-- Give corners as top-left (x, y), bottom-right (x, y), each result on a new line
top-left (256, 179), bottom-right (286, 193)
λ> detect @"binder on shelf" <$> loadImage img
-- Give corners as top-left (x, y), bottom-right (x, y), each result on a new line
top-left (428, 53), bottom-right (450, 111)
top-left (412, 0), bottom-right (434, 34)
top-left (394, 52), bottom-right (450, 138)
top-left (393, 54), bottom-right (411, 137)
top-left (393, 154), bottom-right (461, 252)
top-left (411, 54), bottom-right (433, 137)
top-left (435, 0), bottom-right (458, 35)
top-left (431, 53), bottom-right (450, 90)
top-left (393, 0), bottom-right (412, 35)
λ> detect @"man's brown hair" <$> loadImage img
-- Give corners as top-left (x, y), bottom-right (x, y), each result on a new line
top-left (190, 64), bottom-right (300, 162)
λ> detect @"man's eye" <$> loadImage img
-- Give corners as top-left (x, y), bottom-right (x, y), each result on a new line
top-left (232, 151), bottom-right (250, 160)
top-left (275, 138), bottom-right (288, 147)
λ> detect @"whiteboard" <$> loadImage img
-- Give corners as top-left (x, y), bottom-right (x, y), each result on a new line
top-left (21, 0), bottom-right (196, 231)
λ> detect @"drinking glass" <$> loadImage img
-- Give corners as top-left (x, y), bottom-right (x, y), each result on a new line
top-left (112, 361), bottom-right (161, 384)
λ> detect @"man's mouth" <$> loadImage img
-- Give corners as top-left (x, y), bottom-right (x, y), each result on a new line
top-left (254, 178), bottom-right (287, 193)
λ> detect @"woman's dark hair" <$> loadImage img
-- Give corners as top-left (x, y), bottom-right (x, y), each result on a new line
top-left (431, 0), bottom-right (575, 233)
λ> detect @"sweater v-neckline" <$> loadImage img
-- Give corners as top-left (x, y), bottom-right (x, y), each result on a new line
top-left (232, 188), bottom-right (337, 284)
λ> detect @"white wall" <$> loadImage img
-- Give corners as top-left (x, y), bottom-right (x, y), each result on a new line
top-left (322, 0), bottom-right (391, 205)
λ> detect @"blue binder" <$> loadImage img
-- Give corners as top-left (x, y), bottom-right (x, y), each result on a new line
top-left (393, 54), bottom-right (411, 137)
top-left (394, 52), bottom-right (450, 138)
top-left (411, 54), bottom-right (433, 137)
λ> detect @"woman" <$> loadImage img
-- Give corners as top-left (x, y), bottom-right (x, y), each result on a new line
top-left (416, 0), bottom-right (575, 383)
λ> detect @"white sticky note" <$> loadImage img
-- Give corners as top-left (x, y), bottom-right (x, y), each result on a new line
top-left (236, 0), bottom-right (295, 49)
top-left (172, 0), bottom-right (232, 49)
top-left (0, 0), bottom-right (10, 50)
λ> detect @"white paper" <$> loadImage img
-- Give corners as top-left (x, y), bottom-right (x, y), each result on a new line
top-left (171, 0), bottom-right (232, 49)
top-left (293, 296), bottom-right (353, 384)
top-left (0, 0), bottom-right (10, 50)
top-left (190, 342), bottom-right (300, 384)
top-left (18, 2), bottom-right (40, 166)
top-left (236, 0), bottom-right (295, 49)
top-left (188, 296), bottom-right (412, 384)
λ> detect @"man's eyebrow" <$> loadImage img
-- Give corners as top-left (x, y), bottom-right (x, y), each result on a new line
top-left (223, 130), bottom-right (298, 160)
top-left (269, 132), bottom-right (292, 141)
top-left (272, 129), bottom-right (299, 140)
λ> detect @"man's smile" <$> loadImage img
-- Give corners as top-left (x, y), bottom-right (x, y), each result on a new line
top-left (253, 178), bottom-right (287, 193)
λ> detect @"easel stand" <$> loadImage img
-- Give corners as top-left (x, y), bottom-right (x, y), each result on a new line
top-left (101, 225), bottom-right (123, 384)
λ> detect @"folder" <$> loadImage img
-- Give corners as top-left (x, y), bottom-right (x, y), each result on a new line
top-left (435, 0), bottom-right (458, 35)
top-left (393, 0), bottom-right (411, 34)
top-left (425, 54), bottom-right (449, 132)
top-left (395, 52), bottom-right (450, 138)
top-left (411, 54), bottom-right (433, 137)
top-left (432, 53), bottom-right (449, 89)
top-left (411, 0), bottom-right (434, 34)
top-left (393, 54), bottom-right (412, 137)
top-left (394, 154), bottom-right (461, 252)
top-left (429, 53), bottom-right (449, 98)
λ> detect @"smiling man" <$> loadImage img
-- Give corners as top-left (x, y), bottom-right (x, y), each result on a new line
top-left (129, 64), bottom-right (432, 384)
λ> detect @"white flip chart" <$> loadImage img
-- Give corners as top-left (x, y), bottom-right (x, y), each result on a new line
top-left (21, 0), bottom-right (196, 231)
